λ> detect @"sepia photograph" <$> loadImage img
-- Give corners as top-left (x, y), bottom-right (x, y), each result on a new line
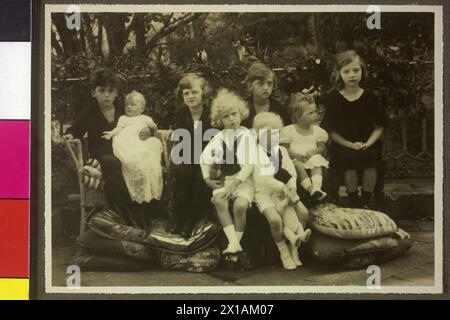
top-left (43, 3), bottom-right (443, 295)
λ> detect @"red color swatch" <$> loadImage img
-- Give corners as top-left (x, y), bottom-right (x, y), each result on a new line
top-left (0, 200), bottom-right (29, 278)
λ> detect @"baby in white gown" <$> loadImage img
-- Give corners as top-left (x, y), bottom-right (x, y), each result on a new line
top-left (103, 91), bottom-right (163, 204)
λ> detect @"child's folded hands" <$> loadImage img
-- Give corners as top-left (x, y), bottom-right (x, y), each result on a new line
top-left (219, 179), bottom-right (241, 199)
top-left (63, 133), bottom-right (74, 140)
top-left (205, 177), bottom-right (224, 190)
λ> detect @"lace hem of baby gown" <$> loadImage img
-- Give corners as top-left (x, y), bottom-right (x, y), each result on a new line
top-left (124, 165), bottom-right (163, 204)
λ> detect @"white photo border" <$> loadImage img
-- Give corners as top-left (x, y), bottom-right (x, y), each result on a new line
top-left (44, 3), bottom-right (444, 295)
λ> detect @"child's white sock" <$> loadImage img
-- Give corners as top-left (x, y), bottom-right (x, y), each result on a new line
top-left (311, 175), bottom-right (323, 190)
top-left (300, 178), bottom-right (312, 191)
top-left (236, 231), bottom-right (244, 243)
top-left (223, 225), bottom-right (242, 253)
top-left (311, 175), bottom-right (326, 200)
top-left (289, 242), bottom-right (302, 267)
top-left (276, 240), bottom-right (296, 270)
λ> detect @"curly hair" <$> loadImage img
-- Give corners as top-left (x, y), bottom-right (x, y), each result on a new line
top-left (330, 50), bottom-right (369, 90)
top-left (289, 92), bottom-right (315, 123)
top-left (252, 112), bottom-right (284, 130)
top-left (175, 73), bottom-right (212, 105)
top-left (88, 68), bottom-right (122, 91)
top-left (210, 88), bottom-right (249, 128)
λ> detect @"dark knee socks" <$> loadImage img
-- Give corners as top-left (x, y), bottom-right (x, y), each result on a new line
top-left (361, 191), bottom-right (372, 208)
top-left (348, 191), bottom-right (360, 208)
top-left (348, 191), bottom-right (372, 208)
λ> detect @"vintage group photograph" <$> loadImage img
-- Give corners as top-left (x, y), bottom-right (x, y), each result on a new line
top-left (44, 4), bottom-right (443, 294)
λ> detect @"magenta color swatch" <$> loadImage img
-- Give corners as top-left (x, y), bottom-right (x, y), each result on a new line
top-left (0, 121), bottom-right (30, 198)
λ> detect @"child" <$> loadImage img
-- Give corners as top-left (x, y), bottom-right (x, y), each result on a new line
top-left (253, 112), bottom-right (311, 270)
top-left (63, 68), bottom-right (136, 209)
top-left (281, 93), bottom-right (329, 200)
top-left (200, 88), bottom-right (255, 254)
top-left (103, 90), bottom-right (163, 205)
top-left (170, 74), bottom-right (214, 238)
top-left (321, 50), bottom-right (386, 208)
top-left (242, 62), bottom-right (291, 128)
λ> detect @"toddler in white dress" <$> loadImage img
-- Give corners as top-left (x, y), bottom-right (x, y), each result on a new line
top-left (281, 93), bottom-right (329, 200)
top-left (103, 91), bottom-right (163, 204)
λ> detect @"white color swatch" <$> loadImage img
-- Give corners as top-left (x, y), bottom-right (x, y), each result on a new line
top-left (0, 42), bottom-right (31, 119)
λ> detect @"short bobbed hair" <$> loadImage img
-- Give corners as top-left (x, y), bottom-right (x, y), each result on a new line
top-left (210, 88), bottom-right (249, 128)
top-left (252, 112), bottom-right (284, 130)
top-left (175, 73), bottom-right (212, 105)
top-left (243, 62), bottom-right (277, 96)
top-left (330, 50), bottom-right (369, 90)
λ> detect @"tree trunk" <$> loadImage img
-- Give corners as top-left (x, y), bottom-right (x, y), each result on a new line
top-left (52, 13), bottom-right (81, 57)
top-left (145, 13), bottom-right (203, 56)
top-left (81, 14), bottom-right (96, 59)
top-left (51, 29), bottom-right (64, 55)
top-left (307, 13), bottom-right (323, 58)
top-left (133, 13), bottom-right (146, 54)
top-left (97, 18), bottom-right (104, 57)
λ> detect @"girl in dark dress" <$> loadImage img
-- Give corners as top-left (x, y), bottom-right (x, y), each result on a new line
top-left (321, 50), bottom-right (387, 208)
top-left (242, 62), bottom-right (291, 129)
top-left (170, 74), bottom-right (214, 238)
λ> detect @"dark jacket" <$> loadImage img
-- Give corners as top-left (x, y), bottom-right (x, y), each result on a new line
top-left (242, 97), bottom-right (291, 129)
top-left (65, 100), bottom-right (124, 159)
top-left (172, 106), bottom-right (215, 165)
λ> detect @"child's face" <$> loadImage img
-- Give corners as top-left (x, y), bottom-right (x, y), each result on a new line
top-left (251, 74), bottom-right (274, 100)
top-left (297, 103), bottom-right (317, 126)
top-left (182, 80), bottom-right (203, 109)
top-left (220, 105), bottom-right (241, 129)
top-left (91, 86), bottom-right (118, 107)
top-left (340, 58), bottom-right (362, 88)
top-left (125, 97), bottom-right (145, 117)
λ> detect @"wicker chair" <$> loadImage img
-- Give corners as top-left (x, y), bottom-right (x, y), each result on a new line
top-left (63, 130), bottom-right (174, 235)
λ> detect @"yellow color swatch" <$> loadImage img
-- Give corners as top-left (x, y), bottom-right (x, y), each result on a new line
top-left (0, 278), bottom-right (28, 300)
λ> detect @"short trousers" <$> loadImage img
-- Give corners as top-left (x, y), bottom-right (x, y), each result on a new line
top-left (254, 190), bottom-right (284, 214)
top-left (212, 178), bottom-right (254, 205)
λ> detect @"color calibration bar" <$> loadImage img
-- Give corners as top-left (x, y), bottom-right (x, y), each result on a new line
top-left (0, 0), bottom-right (31, 300)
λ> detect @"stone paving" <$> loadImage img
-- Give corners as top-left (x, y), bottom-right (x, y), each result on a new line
top-left (51, 219), bottom-right (435, 289)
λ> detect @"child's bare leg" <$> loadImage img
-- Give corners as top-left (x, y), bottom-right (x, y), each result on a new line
top-left (212, 195), bottom-right (242, 253)
top-left (263, 207), bottom-right (283, 242)
top-left (294, 200), bottom-right (309, 228)
top-left (290, 205), bottom-right (312, 244)
top-left (283, 207), bottom-right (302, 246)
top-left (263, 207), bottom-right (296, 270)
top-left (288, 241), bottom-right (302, 267)
top-left (283, 208), bottom-right (303, 266)
top-left (361, 167), bottom-right (377, 207)
top-left (284, 226), bottom-right (301, 247)
top-left (344, 169), bottom-right (358, 193)
top-left (345, 169), bottom-right (360, 207)
top-left (232, 197), bottom-right (248, 243)
top-left (295, 161), bottom-right (312, 192)
top-left (362, 167), bottom-right (377, 192)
